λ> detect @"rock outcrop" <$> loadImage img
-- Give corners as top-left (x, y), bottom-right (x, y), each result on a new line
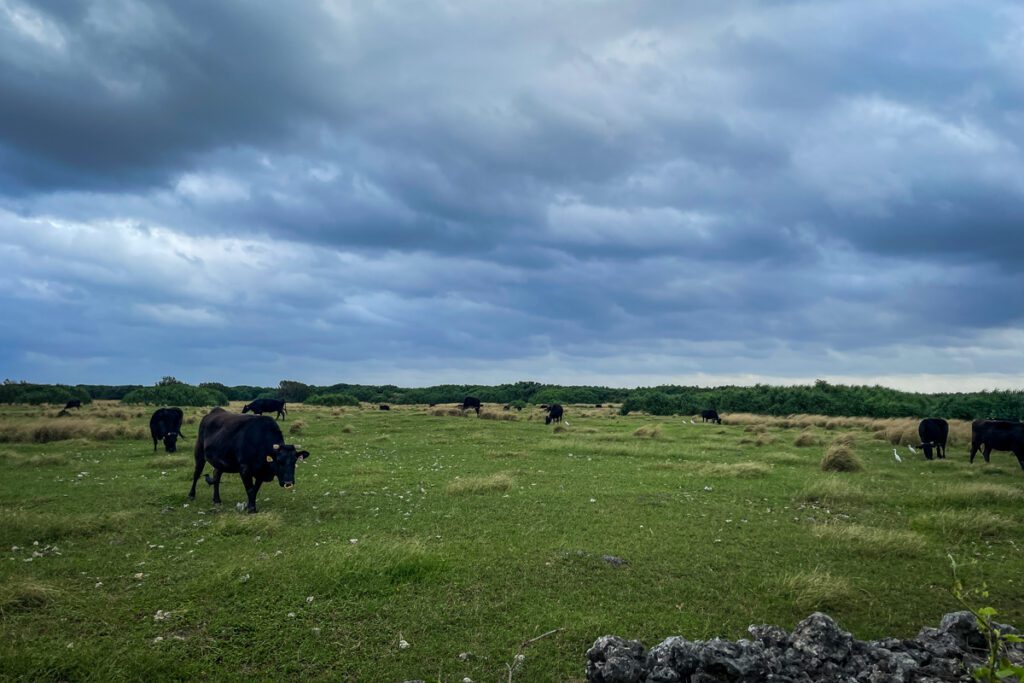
top-left (586, 611), bottom-right (1023, 682)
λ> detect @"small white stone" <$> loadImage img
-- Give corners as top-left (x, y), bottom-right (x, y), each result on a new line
top-left (399, 639), bottom-right (410, 649)
top-left (288, 612), bottom-right (296, 618)
top-left (133, 572), bottom-right (145, 579)
top-left (306, 595), bottom-right (314, 603)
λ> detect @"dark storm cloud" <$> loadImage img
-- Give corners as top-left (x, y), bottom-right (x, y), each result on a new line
top-left (2, 0), bottom-right (1024, 388)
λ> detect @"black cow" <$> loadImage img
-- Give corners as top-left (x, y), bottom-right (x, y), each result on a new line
top-left (970, 420), bottom-right (1024, 471)
top-left (242, 398), bottom-right (287, 420)
top-left (379, 404), bottom-right (390, 411)
top-left (701, 409), bottom-right (721, 424)
top-left (461, 396), bottom-right (482, 415)
top-left (188, 408), bottom-right (310, 513)
top-left (64, 400), bottom-right (81, 410)
top-left (917, 418), bottom-right (948, 460)
top-left (150, 407), bottom-right (185, 453)
top-left (545, 404), bottom-right (564, 425)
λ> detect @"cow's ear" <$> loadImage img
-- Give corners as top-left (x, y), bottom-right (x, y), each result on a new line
top-left (297, 451), bottom-right (310, 460)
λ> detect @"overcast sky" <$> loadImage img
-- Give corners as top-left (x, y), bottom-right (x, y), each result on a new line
top-left (2, 1), bottom-right (1023, 390)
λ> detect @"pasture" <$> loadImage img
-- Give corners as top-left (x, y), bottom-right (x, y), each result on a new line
top-left (1, 402), bottom-right (1022, 682)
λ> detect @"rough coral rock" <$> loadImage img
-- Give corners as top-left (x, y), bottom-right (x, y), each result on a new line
top-left (586, 611), bottom-right (1023, 683)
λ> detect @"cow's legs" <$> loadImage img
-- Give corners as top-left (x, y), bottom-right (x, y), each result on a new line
top-left (982, 445), bottom-right (992, 463)
top-left (204, 469), bottom-right (224, 504)
top-left (240, 473), bottom-right (262, 513)
top-left (969, 442), bottom-right (980, 464)
top-left (1015, 451), bottom-right (1024, 471)
top-left (188, 458), bottom-right (205, 500)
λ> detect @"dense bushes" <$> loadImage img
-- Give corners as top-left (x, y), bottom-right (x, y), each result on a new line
top-left (121, 383), bottom-right (227, 407)
top-left (0, 382), bottom-right (91, 406)
top-left (305, 393), bottom-right (360, 407)
top-left (4, 377), bottom-right (1023, 420)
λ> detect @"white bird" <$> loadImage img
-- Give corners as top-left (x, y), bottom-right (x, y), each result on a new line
top-left (893, 448), bottom-right (902, 463)
top-left (907, 444), bottom-right (917, 454)
top-left (689, 419), bottom-right (696, 424)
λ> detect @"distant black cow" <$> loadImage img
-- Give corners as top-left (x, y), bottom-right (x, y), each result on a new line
top-left (917, 418), bottom-right (948, 460)
top-left (970, 420), bottom-right (1024, 471)
top-left (545, 404), bottom-right (564, 425)
top-left (701, 409), bottom-right (721, 424)
top-left (242, 398), bottom-right (287, 420)
top-left (379, 404), bottom-right (390, 411)
top-left (461, 396), bottom-right (482, 415)
top-left (64, 400), bottom-right (81, 410)
top-left (150, 407), bottom-right (185, 453)
top-left (188, 408), bottom-right (310, 513)
top-left (595, 404), bottom-right (603, 408)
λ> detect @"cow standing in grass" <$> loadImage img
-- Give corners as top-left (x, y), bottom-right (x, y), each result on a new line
top-left (701, 409), bottom-right (721, 424)
top-left (970, 419), bottom-right (1024, 471)
top-left (461, 396), bottom-right (482, 415)
top-left (189, 408), bottom-right (309, 513)
top-left (545, 404), bottom-right (564, 425)
top-left (64, 400), bottom-right (81, 410)
top-left (242, 398), bottom-right (287, 420)
top-left (917, 418), bottom-right (948, 460)
top-left (150, 407), bottom-right (185, 453)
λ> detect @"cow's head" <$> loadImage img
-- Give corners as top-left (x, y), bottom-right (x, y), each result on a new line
top-left (919, 442), bottom-right (935, 460)
top-left (241, 404), bottom-right (252, 414)
top-left (162, 432), bottom-right (179, 453)
top-left (267, 443), bottom-right (310, 488)
top-left (545, 415), bottom-right (552, 425)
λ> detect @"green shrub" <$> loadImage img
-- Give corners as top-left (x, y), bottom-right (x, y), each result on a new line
top-left (305, 393), bottom-right (360, 407)
top-left (121, 383), bottom-right (227, 407)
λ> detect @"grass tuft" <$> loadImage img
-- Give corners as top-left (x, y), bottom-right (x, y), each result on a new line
top-left (910, 509), bottom-right (1018, 541)
top-left (479, 410), bottom-right (517, 421)
top-left (937, 482), bottom-right (1023, 505)
top-left (810, 523), bottom-right (926, 556)
top-left (794, 432), bottom-right (819, 447)
top-left (821, 443), bottom-right (862, 472)
top-left (650, 461), bottom-right (771, 478)
top-left (289, 420), bottom-right (306, 435)
top-left (213, 511), bottom-right (284, 536)
top-left (781, 568), bottom-right (853, 612)
top-left (632, 425), bottom-right (662, 439)
top-left (0, 579), bottom-right (59, 614)
top-left (797, 476), bottom-right (866, 504)
top-left (445, 473), bottom-right (514, 495)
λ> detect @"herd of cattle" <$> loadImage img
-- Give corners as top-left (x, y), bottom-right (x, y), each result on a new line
top-left (52, 396), bottom-right (1024, 513)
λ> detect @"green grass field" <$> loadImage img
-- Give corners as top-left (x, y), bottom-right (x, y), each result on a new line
top-left (1, 402), bottom-right (1022, 682)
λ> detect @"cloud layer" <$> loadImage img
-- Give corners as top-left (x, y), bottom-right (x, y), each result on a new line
top-left (2, 1), bottom-right (1023, 389)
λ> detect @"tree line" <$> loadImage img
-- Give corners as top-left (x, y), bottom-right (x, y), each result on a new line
top-left (2, 378), bottom-right (1022, 420)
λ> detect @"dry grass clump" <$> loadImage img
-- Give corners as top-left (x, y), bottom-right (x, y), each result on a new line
top-left (659, 461), bottom-right (772, 478)
top-left (632, 425), bottom-right (662, 439)
top-left (810, 524), bottom-right (926, 556)
top-left (781, 568), bottom-right (853, 612)
top-left (289, 420), bottom-right (306, 435)
top-left (937, 482), bottom-right (1023, 505)
top-left (797, 476), bottom-right (866, 504)
top-left (429, 407), bottom-right (468, 417)
top-left (445, 473), bottom-right (514, 495)
top-left (479, 410), bottom-right (517, 421)
top-left (341, 424), bottom-right (354, 433)
top-left (910, 509), bottom-right (1017, 541)
top-left (0, 450), bottom-right (68, 466)
top-left (831, 432), bottom-right (857, 447)
top-left (821, 443), bottom-right (862, 472)
top-left (214, 511), bottom-right (283, 536)
top-left (0, 420), bottom-right (147, 443)
top-left (552, 423), bottom-right (570, 433)
top-left (0, 579), bottom-right (60, 614)
top-left (794, 431), bottom-right (819, 447)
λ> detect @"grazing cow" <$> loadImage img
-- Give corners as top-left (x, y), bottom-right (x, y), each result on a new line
top-left (545, 404), bottom-right (564, 425)
top-left (379, 404), bottom-right (390, 411)
top-left (460, 396), bottom-right (482, 415)
top-left (700, 409), bottom-right (721, 424)
top-left (64, 400), bottom-right (81, 410)
top-left (503, 404), bottom-right (511, 411)
top-left (429, 403), bottom-right (437, 407)
top-left (970, 420), bottom-right (1024, 471)
top-left (595, 404), bottom-right (603, 408)
top-left (150, 407), bottom-right (186, 453)
top-left (241, 398), bottom-right (287, 420)
top-left (188, 408), bottom-right (310, 513)
top-left (917, 418), bottom-right (949, 460)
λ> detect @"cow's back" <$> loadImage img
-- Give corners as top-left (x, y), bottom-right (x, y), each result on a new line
top-left (197, 410), bottom-right (283, 471)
